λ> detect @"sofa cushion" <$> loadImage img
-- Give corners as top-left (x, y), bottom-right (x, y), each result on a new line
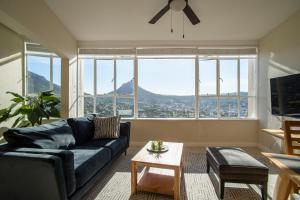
top-left (71, 147), bottom-right (111, 188)
top-left (67, 116), bottom-right (95, 145)
top-left (206, 147), bottom-right (268, 175)
top-left (4, 120), bottom-right (75, 149)
top-left (81, 136), bottom-right (127, 157)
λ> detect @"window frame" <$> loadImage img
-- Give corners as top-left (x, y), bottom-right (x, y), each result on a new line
top-left (197, 56), bottom-right (257, 119)
top-left (79, 54), bottom-right (257, 119)
top-left (25, 52), bottom-right (61, 96)
top-left (81, 56), bottom-right (135, 117)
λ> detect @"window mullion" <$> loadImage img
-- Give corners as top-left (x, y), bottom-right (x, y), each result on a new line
top-left (50, 56), bottom-right (53, 91)
top-left (25, 54), bottom-right (28, 95)
top-left (93, 59), bottom-right (97, 113)
top-left (237, 58), bottom-right (241, 118)
top-left (217, 59), bottom-right (220, 118)
top-left (113, 58), bottom-right (117, 116)
top-left (134, 56), bottom-right (138, 119)
top-left (195, 56), bottom-right (199, 119)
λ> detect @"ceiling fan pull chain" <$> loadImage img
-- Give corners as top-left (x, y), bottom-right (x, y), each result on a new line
top-left (171, 10), bottom-right (173, 33)
top-left (182, 12), bottom-right (185, 39)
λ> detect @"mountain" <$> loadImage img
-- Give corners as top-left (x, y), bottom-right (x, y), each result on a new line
top-left (28, 72), bottom-right (248, 118)
top-left (27, 71), bottom-right (61, 95)
top-left (116, 79), bottom-right (194, 105)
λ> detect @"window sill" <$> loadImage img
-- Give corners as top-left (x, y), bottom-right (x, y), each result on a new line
top-left (121, 118), bottom-right (258, 121)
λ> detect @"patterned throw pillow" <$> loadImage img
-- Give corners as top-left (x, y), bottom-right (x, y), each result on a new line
top-left (93, 116), bottom-right (121, 139)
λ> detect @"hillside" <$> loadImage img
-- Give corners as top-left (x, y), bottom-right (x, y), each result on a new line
top-left (27, 71), bottom-right (61, 95)
top-left (28, 72), bottom-right (248, 118)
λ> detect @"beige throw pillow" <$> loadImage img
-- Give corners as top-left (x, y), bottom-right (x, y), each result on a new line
top-left (93, 116), bottom-right (121, 139)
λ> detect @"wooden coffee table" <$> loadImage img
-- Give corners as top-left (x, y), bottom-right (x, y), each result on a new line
top-left (131, 141), bottom-right (183, 200)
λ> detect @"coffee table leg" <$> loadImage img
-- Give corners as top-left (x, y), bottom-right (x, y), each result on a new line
top-left (273, 172), bottom-right (293, 200)
top-left (174, 166), bottom-right (181, 200)
top-left (131, 162), bottom-right (137, 194)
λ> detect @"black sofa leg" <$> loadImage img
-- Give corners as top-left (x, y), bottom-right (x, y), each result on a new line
top-left (206, 158), bottom-right (210, 173)
top-left (219, 180), bottom-right (225, 199)
top-left (261, 182), bottom-right (268, 200)
top-left (124, 150), bottom-right (127, 156)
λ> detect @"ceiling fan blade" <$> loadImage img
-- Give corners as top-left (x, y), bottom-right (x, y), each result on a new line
top-left (149, 4), bottom-right (170, 24)
top-left (183, 4), bottom-right (200, 25)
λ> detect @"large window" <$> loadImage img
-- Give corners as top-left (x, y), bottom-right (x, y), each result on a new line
top-left (26, 54), bottom-right (61, 96)
top-left (138, 58), bottom-right (195, 118)
top-left (199, 57), bottom-right (256, 118)
top-left (79, 51), bottom-right (257, 119)
top-left (80, 58), bottom-right (134, 117)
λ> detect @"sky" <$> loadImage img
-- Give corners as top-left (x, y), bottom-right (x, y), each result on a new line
top-left (28, 55), bottom-right (250, 96)
top-left (27, 55), bottom-right (61, 86)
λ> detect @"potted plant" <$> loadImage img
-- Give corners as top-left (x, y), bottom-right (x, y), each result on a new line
top-left (0, 90), bottom-right (60, 127)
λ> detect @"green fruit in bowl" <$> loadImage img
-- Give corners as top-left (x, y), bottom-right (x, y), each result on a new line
top-left (151, 141), bottom-right (156, 150)
top-left (151, 140), bottom-right (164, 151)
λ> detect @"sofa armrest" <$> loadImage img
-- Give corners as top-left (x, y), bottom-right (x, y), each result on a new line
top-left (120, 122), bottom-right (131, 148)
top-left (12, 148), bottom-right (76, 196)
top-left (0, 152), bottom-right (67, 200)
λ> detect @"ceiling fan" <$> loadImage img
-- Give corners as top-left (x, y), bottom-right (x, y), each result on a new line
top-left (149, 0), bottom-right (200, 25)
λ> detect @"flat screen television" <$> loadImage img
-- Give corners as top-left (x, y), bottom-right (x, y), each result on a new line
top-left (270, 73), bottom-right (300, 118)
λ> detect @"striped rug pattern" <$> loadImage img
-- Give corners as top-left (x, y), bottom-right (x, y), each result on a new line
top-left (84, 147), bottom-right (278, 200)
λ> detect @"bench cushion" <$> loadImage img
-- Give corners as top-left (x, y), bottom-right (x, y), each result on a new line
top-left (206, 147), bottom-right (268, 175)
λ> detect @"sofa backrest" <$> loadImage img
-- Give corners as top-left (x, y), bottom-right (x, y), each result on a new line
top-left (67, 115), bottom-right (95, 145)
top-left (4, 120), bottom-right (75, 149)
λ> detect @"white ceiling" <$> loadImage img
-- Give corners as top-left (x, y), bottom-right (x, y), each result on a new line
top-left (44, 0), bottom-right (300, 42)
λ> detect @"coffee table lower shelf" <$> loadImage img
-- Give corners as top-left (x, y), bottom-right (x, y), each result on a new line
top-left (137, 167), bottom-right (175, 196)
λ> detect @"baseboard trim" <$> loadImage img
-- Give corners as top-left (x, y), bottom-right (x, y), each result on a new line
top-left (130, 141), bottom-right (258, 148)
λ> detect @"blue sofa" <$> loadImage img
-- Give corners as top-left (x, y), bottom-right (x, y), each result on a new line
top-left (0, 115), bottom-right (131, 200)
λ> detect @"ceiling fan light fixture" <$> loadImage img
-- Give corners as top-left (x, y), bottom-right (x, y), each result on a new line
top-left (170, 0), bottom-right (186, 12)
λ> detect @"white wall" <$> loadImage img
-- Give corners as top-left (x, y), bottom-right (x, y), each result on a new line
top-left (129, 119), bottom-right (258, 147)
top-left (0, 0), bottom-right (77, 59)
top-left (0, 24), bottom-right (23, 139)
top-left (258, 9), bottom-right (300, 151)
top-left (0, 0), bottom-right (79, 118)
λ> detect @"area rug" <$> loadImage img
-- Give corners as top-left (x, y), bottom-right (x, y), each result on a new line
top-left (83, 147), bottom-right (278, 200)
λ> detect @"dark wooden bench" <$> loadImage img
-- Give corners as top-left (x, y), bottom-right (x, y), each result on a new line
top-left (206, 147), bottom-right (269, 200)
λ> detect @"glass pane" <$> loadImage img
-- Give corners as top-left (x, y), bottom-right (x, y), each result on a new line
top-left (220, 60), bottom-right (238, 96)
top-left (139, 100), bottom-right (195, 118)
top-left (82, 59), bottom-right (94, 95)
top-left (84, 96), bottom-right (94, 115)
top-left (220, 98), bottom-right (238, 118)
top-left (199, 59), bottom-right (217, 96)
top-left (116, 60), bottom-right (134, 95)
top-left (199, 98), bottom-right (218, 118)
top-left (138, 58), bottom-right (195, 118)
top-left (240, 59), bottom-right (255, 96)
top-left (53, 57), bottom-right (61, 96)
top-left (117, 98), bottom-right (134, 118)
top-left (27, 55), bottom-right (50, 94)
top-left (96, 60), bottom-right (114, 95)
top-left (96, 96), bottom-right (113, 117)
top-left (240, 97), bottom-right (256, 118)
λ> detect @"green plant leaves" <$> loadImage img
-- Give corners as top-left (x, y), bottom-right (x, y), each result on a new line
top-left (0, 90), bottom-right (61, 127)
top-left (6, 91), bottom-right (24, 100)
